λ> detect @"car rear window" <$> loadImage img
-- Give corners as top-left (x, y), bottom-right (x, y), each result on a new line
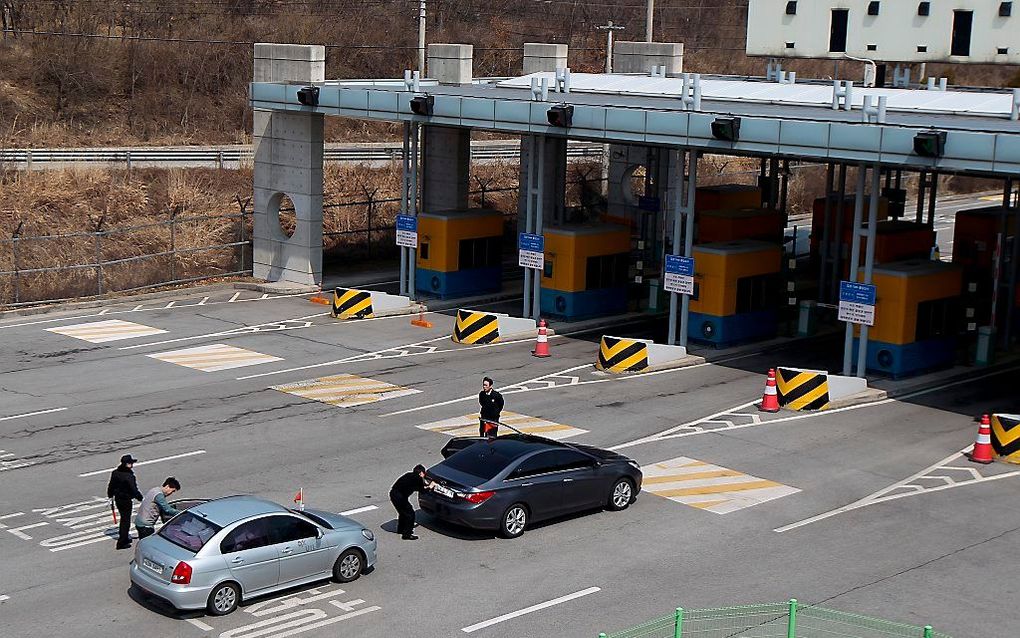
top-left (443, 444), bottom-right (516, 480)
top-left (158, 511), bottom-right (221, 553)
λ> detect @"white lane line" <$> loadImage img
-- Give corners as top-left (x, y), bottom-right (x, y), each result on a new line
top-left (0, 595), bottom-right (9, 602)
top-left (227, 292), bottom-right (241, 303)
top-left (185, 618), bottom-right (214, 631)
top-left (0, 407), bottom-right (68, 422)
top-left (79, 450), bottom-right (207, 477)
top-left (460, 586), bottom-right (601, 633)
top-left (610, 399), bottom-right (761, 450)
top-left (339, 505), bottom-right (378, 516)
top-left (119, 312), bottom-right (329, 350)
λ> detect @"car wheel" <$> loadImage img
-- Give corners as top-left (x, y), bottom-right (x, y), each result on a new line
top-left (607, 477), bottom-right (634, 511)
top-left (206, 582), bottom-right (240, 616)
top-left (500, 504), bottom-right (528, 539)
top-left (333, 548), bottom-right (364, 583)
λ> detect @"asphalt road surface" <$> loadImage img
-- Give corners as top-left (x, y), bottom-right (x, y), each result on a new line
top-left (1, 287), bottom-right (1018, 638)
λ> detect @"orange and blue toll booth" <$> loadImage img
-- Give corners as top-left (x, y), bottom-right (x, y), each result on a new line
top-left (416, 209), bottom-right (504, 299)
top-left (540, 224), bottom-right (631, 320)
top-left (853, 259), bottom-right (963, 378)
top-left (688, 240), bottom-right (782, 346)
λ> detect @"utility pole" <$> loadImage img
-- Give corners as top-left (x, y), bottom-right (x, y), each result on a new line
top-left (418, 0), bottom-right (426, 75)
top-left (596, 20), bottom-right (625, 73)
top-left (645, 0), bottom-right (654, 42)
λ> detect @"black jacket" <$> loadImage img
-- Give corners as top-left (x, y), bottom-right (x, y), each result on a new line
top-left (107, 465), bottom-right (143, 502)
top-left (478, 389), bottom-right (504, 421)
top-left (391, 472), bottom-right (426, 499)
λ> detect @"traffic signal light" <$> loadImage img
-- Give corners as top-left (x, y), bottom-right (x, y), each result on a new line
top-left (547, 104), bottom-right (573, 127)
top-left (297, 86), bottom-right (319, 106)
top-left (711, 117), bottom-right (741, 142)
top-left (913, 130), bottom-right (947, 158)
top-left (410, 95), bottom-right (434, 116)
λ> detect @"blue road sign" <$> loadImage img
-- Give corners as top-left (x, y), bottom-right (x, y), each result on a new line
top-left (839, 281), bottom-right (877, 306)
top-left (665, 255), bottom-right (695, 277)
top-left (518, 232), bottom-right (545, 253)
top-left (396, 214), bottom-right (417, 232)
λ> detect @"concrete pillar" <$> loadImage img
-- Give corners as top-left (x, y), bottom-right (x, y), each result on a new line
top-left (523, 43), bottom-right (568, 74)
top-left (252, 43), bottom-right (326, 286)
top-left (427, 44), bottom-right (473, 85)
top-left (612, 41), bottom-right (683, 75)
top-left (519, 136), bottom-right (566, 225)
top-left (607, 144), bottom-right (678, 224)
top-left (422, 125), bottom-right (471, 213)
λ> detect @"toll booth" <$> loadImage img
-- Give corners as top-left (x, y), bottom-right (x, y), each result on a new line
top-left (541, 224), bottom-right (631, 320)
top-left (843, 221), bottom-right (936, 275)
top-left (695, 184), bottom-right (762, 212)
top-left (810, 195), bottom-right (891, 258)
top-left (697, 208), bottom-right (783, 243)
top-left (952, 206), bottom-right (1018, 330)
top-left (853, 260), bottom-right (963, 378)
top-left (689, 240), bottom-right (782, 346)
top-left (416, 209), bottom-right (504, 299)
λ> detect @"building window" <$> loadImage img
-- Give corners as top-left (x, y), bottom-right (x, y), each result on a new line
top-left (1001, 2), bottom-right (1013, 18)
top-left (951, 10), bottom-right (974, 56)
top-left (918, 2), bottom-right (930, 16)
top-left (917, 45), bottom-right (928, 53)
top-left (829, 8), bottom-right (849, 53)
top-left (785, 1), bottom-right (797, 16)
top-left (867, 44), bottom-right (878, 51)
top-left (867, 1), bottom-right (880, 16)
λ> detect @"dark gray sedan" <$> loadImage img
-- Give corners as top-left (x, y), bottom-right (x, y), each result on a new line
top-left (419, 435), bottom-right (643, 538)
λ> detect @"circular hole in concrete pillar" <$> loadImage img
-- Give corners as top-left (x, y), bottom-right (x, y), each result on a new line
top-left (277, 194), bottom-right (296, 239)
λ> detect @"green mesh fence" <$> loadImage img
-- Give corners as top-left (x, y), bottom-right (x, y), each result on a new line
top-left (600, 601), bottom-right (954, 638)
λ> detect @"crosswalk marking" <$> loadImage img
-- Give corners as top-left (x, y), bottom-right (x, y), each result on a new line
top-left (416, 411), bottom-right (588, 440)
top-left (45, 320), bottom-right (167, 343)
top-left (642, 456), bottom-right (800, 514)
top-left (272, 374), bottom-right (420, 408)
top-left (147, 343), bottom-right (282, 372)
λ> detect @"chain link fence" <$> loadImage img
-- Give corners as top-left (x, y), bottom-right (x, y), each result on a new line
top-left (599, 600), bottom-right (954, 638)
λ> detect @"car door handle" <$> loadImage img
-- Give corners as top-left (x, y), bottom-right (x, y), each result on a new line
top-left (280, 547), bottom-right (293, 555)
top-left (230, 557), bottom-right (244, 564)
top-left (562, 478), bottom-right (574, 482)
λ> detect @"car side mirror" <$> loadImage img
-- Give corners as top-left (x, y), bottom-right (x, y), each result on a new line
top-left (316, 527), bottom-right (324, 539)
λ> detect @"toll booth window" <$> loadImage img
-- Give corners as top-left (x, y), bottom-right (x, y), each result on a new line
top-left (420, 243), bottom-right (429, 260)
top-left (543, 261), bottom-right (553, 278)
top-left (458, 237), bottom-right (501, 269)
top-left (735, 274), bottom-right (780, 313)
top-left (915, 298), bottom-right (959, 340)
top-left (585, 253), bottom-right (628, 290)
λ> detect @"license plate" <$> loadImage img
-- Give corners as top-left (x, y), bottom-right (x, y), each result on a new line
top-left (142, 558), bottom-right (164, 574)
top-left (433, 484), bottom-right (455, 498)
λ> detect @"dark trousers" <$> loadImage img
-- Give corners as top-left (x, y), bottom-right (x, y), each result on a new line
top-left (389, 490), bottom-right (416, 537)
top-left (479, 419), bottom-right (498, 438)
top-left (136, 525), bottom-right (155, 540)
top-left (115, 499), bottom-right (133, 547)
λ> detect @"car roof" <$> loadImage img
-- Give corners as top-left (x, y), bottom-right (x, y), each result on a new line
top-left (470, 435), bottom-right (565, 458)
top-left (189, 495), bottom-right (290, 526)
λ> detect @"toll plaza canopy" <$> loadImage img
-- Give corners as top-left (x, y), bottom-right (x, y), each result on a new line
top-left (250, 71), bottom-right (1020, 175)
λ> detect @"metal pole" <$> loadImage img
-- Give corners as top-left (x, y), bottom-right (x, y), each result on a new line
top-left (786, 599), bottom-right (798, 638)
top-left (831, 165), bottom-right (848, 302)
top-left (94, 230), bottom-right (104, 296)
top-left (169, 210), bottom-right (177, 283)
top-left (1006, 179), bottom-right (1019, 345)
top-left (667, 150), bottom-right (686, 345)
top-left (645, 0), bottom-right (654, 42)
top-left (418, 0), bottom-right (426, 75)
top-left (916, 170), bottom-right (926, 223)
top-left (817, 164), bottom-right (835, 301)
top-left (857, 164), bottom-right (881, 377)
top-left (409, 122), bottom-right (419, 301)
top-left (673, 607), bottom-right (684, 638)
top-left (523, 135), bottom-right (535, 318)
top-left (533, 135), bottom-right (545, 322)
top-left (679, 151), bottom-right (697, 348)
top-left (927, 171), bottom-right (938, 227)
top-left (843, 165), bottom-right (867, 376)
top-left (11, 232), bottom-right (20, 304)
top-left (399, 122), bottom-right (410, 297)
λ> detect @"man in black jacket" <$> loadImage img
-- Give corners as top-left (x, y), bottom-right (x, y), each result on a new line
top-left (478, 377), bottom-right (504, 438)
top-left (389, 464), bottom-right (433, 540)
top-left (107, 454), bottom-right (144, 549)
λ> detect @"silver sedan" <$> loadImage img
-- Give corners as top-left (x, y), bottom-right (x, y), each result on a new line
top-left (129, 495), bottom-right (377, 615)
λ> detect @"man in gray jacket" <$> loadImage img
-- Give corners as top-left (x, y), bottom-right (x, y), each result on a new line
top-left (134, 477), bottom-right (181, 540)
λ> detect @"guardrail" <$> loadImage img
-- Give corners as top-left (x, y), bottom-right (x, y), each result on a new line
top-left (0, 142), bottom-right (604, 168)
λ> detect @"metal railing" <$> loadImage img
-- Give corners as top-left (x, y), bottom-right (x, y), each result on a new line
top-left (599, 600), bottom-right (954, 638)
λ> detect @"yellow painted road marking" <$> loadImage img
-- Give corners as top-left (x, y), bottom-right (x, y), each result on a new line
top-left (46, 320), bottom-right (168, 343)
top-left (417, 411), bottom-right (587, 441)
top-left (642, 456), bottom-right (800, 514)
top-left (272, 374), bottom-right (420, 408)
top-left (147, 344), bottom-right (282, 372)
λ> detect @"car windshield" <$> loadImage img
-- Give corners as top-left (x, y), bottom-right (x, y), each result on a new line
top-left (443, 443), bottom-right (516, 480)
top-left (158, 511), bottom-right (222, 553)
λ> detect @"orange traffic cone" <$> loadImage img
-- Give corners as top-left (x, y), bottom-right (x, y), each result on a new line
top-left (966, 414), bottom-right (995, 464)
top-left (309, 284), bottom-right (330, 305)
top-left (532, 319), bottom-right (551, 357)
top-left (759, 368), bottom-right (780, 413)
top-left (411, 306), bottom-right (433, 329)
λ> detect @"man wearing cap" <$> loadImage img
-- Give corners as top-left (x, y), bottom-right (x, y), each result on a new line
top-left (135, 477), bottom-right (181, 540)
top-left (107, 454), bottom-right (144, 549)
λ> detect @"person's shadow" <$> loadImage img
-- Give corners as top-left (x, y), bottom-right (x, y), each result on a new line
top-left (379, 511), bottom-right (495, 541)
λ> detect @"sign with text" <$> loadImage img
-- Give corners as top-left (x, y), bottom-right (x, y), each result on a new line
top-left (518, 232), bottom-right (545, 270)
top-left (838, 281), bottom-right (877, 326)
top-left (663, 254), bottom-right (695, 295)
top-left (395, 215), bottom-right (418, 249)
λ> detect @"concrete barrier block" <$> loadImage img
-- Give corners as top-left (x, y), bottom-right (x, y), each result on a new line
top-left (776, 367), bottom-right (884, 411)
top-left (452, 309), bottom-right (536, 344)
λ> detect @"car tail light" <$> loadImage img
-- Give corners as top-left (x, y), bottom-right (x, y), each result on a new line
top-left (171, 561), bottom-right (192, 585)
top-left (463, 491), bottom-right (495, 504)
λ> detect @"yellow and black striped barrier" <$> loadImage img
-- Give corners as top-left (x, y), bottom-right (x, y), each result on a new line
top-left (776, 368), bottom-right (831, 411)
top-left (331, 288), bottom-right (374, 320)
top-left (596, 336), bottom-right (649, 373)
top-left (991, 413), bottom-right (1020, 464)
top-left (452, 309), bottom-right (500, 344)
